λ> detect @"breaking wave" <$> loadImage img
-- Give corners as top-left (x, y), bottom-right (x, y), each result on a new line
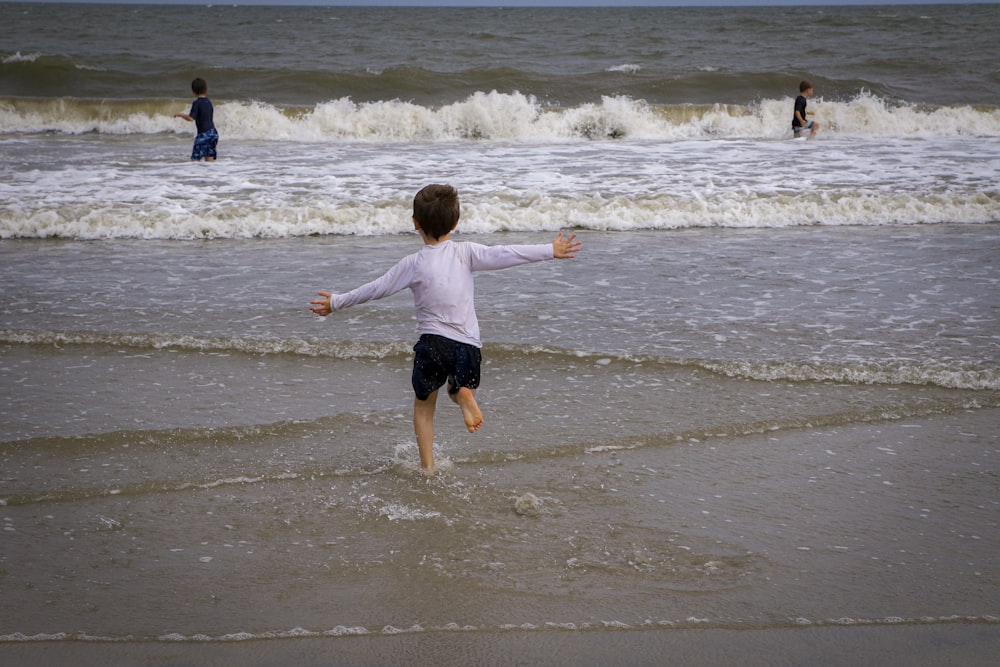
top-left (2, 92), bottom-right (998, 141)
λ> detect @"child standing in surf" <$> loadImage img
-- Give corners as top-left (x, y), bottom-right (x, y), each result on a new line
top-left (309, 184), bottom-right (581, 475)
top-left (174, 77), bottom-right (218, 161)
top-left (792, 80), bottom-right (820, 139)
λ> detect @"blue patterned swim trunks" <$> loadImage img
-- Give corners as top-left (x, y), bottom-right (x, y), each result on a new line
top-left (191, 128), bottom-right (219, 161)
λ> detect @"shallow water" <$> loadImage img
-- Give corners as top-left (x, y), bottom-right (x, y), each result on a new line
top-left (2, 227), bottom-right (998, 643)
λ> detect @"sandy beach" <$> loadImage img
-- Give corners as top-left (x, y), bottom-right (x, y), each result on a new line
top-left (3, 624), bottom-right (999, 667)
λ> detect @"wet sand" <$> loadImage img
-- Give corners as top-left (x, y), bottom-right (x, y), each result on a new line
top-left (3, 623), bottom-right (999, 666)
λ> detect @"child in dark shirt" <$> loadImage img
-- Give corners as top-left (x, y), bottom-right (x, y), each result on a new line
top-left (792, 80), bottom-right (820, 139)
top-left (174, 77), bottom-right (218, 161)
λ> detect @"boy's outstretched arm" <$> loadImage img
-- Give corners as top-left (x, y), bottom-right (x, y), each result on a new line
top-left (309, 291), bottom-right (333, 316)
top-left (552, 232), bottom-right (581, 259)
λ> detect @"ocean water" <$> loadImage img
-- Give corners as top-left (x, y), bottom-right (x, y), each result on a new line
top-left (1, 2), bottom-right (999, 661)
top-left (2, 4), bottom-right (999, 240)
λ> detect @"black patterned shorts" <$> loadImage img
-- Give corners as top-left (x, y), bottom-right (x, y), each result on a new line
top-left (411, 334), bottom-right (482, 401)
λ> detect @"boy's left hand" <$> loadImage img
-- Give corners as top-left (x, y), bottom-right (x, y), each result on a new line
top-left (552, 232), bottom-right (581, 259)
top-left (310, 291), bottom-right (333, 316)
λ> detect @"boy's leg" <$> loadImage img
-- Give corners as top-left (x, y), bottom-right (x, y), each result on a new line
top-left (206, 129), bottom-right (218, 161)
top-left (448, 344), bottom-right (483, 432)
top-left (412, 335), bottom-right (454, 473)
top-left (414, 390), bottom-right (439, 473)
top-left (191, 133), bottom-right (205, 161)
top-left (449, 387), bottom-right (483, 432)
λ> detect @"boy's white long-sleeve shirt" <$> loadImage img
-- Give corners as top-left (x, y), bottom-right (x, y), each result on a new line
top-left (328, 239), bottom-right (554, 348)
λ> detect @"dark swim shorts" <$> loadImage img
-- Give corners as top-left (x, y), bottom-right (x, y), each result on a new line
top-left (411, 334), bottom-right (482, 401)
top-left (191, 128), bottom-right (219, 161)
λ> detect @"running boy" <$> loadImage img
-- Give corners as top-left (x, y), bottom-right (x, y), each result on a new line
top-left (792, 80), bottom-right (820, 139)
top-left (309, 184), bottom-right (581, 475)
top-left (174, 77), bottom-right (218, 161)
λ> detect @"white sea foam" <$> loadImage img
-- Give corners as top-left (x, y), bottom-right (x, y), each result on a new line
top-left (1, 90), bottom-right (997, 241)
top-left (1, 137), bottom-right (996, 240)
top-left (606, 63), bottom-right (642, 74)
top-left (3, 329), bottom-right (994, 391)
top-left (2, 51), bottom-right (42, 64)
top-left (1, 614), bottom-right (995, 643)
top-left (1, 183), bottom-right (994, 240)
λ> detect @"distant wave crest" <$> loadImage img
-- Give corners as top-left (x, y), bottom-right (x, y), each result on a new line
top-left (1, 91), bottom-right (998, 141)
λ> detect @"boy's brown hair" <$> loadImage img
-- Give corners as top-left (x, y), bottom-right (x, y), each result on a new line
top-left (799, 80), bottom-right (813, 93)
top-left (191, 78), bottom-right (208, 95)
top-left (413, 184), bottom-right (460, 240)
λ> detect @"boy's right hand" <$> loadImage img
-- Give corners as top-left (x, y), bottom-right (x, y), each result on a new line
top-left (309, 291), bottom-right (333, 316)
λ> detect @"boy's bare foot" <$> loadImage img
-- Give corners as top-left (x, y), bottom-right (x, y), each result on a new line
top-left (455, 387), bottom-right (483, 432)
